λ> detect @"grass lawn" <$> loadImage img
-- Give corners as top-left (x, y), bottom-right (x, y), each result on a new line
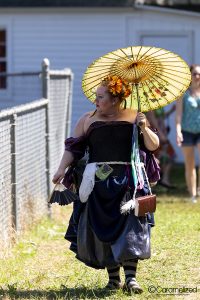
top-left (0, 164), bottom-right (200, 300)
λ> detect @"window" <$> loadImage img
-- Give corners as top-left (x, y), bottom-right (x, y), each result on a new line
top-left (0, 30), bottom-right (6, 89)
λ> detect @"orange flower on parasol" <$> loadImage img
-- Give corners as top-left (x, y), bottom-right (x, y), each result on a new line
top-left (82, 46), bottom-right (191, 112)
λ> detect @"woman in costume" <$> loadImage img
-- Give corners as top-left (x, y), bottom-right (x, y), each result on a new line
top-left (176, 64), bottom-right (200, 203)
top-left (53, 76), bottom-right (159, 293)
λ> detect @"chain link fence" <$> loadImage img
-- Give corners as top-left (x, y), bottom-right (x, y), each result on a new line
top-left (0, 59), bottom-right (73, 244)
top-left (48, 68), bottom-right (73, 191)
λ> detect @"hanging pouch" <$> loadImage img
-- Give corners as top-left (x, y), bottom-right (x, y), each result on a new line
top-left (95, 163), bottom-right (113, 180)
top-left (135, 194), bottom-right (156, 217)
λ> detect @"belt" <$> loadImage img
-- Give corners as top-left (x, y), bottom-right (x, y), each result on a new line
top-left (96, 161), bottom-right (131, 165)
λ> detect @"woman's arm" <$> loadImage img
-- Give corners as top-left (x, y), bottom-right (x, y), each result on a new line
top-left (52, 151), bottom-right (74, 184)
top-left (176, 98), bottom-right (183, 146)
top-left (146, 111), bottom-right (168, 143)
top-left (52, 113), bottom-right (89, 183)
top-left (165, 104), bottom-right (176, 118)
top-left (137, 112), bottom-right (159, 151)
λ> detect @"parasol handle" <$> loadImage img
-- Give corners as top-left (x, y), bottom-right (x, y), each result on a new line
top-left (135, 83), bottom-right (144, 127)
top-left (138, 120), bottom-right (144, 127)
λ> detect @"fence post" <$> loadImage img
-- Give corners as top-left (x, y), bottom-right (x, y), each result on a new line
top-left (42, 59), bottom-right (51, 215)
top-left (42, 58), bottom-right (50, 99)
top-left (65, 71), bottom-right (73, 137)
top-left (10, 113), bottom-right (18, 231)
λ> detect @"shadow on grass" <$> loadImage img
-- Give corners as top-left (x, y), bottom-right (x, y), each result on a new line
top-left (0, 286), bottom-right (122, 299)
top-left (152, 163), bottom-right (189, 200)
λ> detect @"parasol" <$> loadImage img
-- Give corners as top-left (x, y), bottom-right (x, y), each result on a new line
top-left (82, 46), bottom-right (191, 112)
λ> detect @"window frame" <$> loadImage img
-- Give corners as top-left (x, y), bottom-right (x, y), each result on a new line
top-left (0, 20), bottom-right (12, 101)
top-left (0, 29), bottom-right (7, 90)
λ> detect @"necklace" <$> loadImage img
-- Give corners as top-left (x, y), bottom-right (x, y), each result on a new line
top-left (190, 87), bottom-right (200, 98)
top-left (191, 92), bottom-right (200, 99)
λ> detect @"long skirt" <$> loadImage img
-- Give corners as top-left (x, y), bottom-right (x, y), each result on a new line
top-left (65, 171), bottom-right (154, 269)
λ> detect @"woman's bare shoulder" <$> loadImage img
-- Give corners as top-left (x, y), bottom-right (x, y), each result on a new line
top-left (125, 108), bottom-right (137, 114)
top-left (73, 111), bottom-right (95, 137)
top-left (122, 108), bottom-right (137, 122)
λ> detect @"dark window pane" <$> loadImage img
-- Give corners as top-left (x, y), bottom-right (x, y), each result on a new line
top-left (0, 45), bottom-right (6, 57)
top-left (0, 76), bottom-right (6, 89)
top-left (0, 62), bottom-right (6, 72)
top-left (0, 30), bottom-right (6, 43)
top-left (0, 30), bottom-right (7, 89)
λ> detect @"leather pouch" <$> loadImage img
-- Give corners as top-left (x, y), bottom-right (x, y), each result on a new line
top-left (134, 194), bottom-right (156, 217)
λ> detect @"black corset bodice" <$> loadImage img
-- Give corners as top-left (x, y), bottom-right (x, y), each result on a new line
top-left (87, 121), bottom-right (133, 163)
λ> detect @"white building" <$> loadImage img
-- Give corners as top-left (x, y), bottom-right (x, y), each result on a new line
top-left (0, 0), bottom-right (200, 161)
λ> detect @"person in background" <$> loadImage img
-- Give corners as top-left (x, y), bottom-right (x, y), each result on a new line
top-left (147, 105), bottom-right (176, 189)
top-left (53, 75), bottom-right (159, 293)
top-left (176, 64), bottom-right (200, 203)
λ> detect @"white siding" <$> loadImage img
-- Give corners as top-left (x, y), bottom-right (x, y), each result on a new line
top-left (7, 10), bottom-right (128, 128)
top-left (126, 9), bottom-right (200, 162)
top-left (0, 7), bottom-right (200, 161)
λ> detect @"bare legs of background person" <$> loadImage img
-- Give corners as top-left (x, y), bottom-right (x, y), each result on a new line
top-left (160, 162), bottom-right (173, 187)
top-left (197, 144), bottom-right (200, 197)
top-left (182, 146), bottom-right (197, 203)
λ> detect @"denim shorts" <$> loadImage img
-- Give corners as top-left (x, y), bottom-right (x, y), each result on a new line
top-left (182, 130), bottom-right (200, 146)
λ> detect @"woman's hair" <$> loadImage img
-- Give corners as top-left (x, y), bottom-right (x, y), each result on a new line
top-left (100, 75), bottom-right (131, 102)
top-left (90, 75), bottom-right (132, 117)
top-left (190, 64), bottom-right (200, 72)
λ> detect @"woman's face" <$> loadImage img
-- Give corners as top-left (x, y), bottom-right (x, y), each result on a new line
top-left (191, 66), bottom-right (200, 86)
top-left (95, 85), bottom-right (114, 113)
